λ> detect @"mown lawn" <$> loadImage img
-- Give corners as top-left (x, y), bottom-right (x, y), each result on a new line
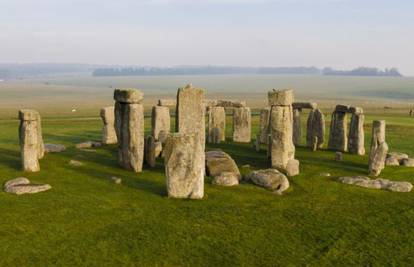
top-left (0, 112), bottom-right (413, 266)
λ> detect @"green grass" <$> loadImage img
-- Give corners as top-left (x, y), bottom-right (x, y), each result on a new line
top-left (0, 112), bottom-right (414, 266)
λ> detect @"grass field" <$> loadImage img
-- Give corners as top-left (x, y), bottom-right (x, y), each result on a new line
top-left (0, 107), bottom-right (413, 266)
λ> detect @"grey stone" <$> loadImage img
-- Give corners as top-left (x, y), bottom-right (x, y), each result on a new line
top-left (111, 176), bottom-right (122, 184)
top-left (348, 113), bottom-right (365, 155)
top-left (151, 106), bottom-right (170, 143)
top-left (339, 176), bottom-right (412, 192)
top-left (154, 141), bottom-right (162, 158)
top-left (233, 107), bottom-right (251, 143)
top-left (69, 160), bottom-right (83, 167)
top-left (4, 177), bottom-right (30, 188)
top-left (286, 159), bottom-right (300, 177)
top-left (306, 108), bottom-right (325, 151)
top-left (212, 172), bottom-right (239, 186)
top-left (208, 106), bottom-right (226, 143)
top-left (258, 108), bottom-right (271, 144)
top-left (293, 102), bottom-right (317, 110)
top-left (164, 133), bottom-right (204, 199)
top-left (19, 109), bottom-right (42, 172)
top-left (216, 100), bottom-right (246, 108)
top-left (293, 109), bottom-right (301, 146)
top-left (205, 150), bottom-right (240, 180)
top-left (268, 89), bottom-right (294, 106)
top-left (246, 169), bottom-right (290, 194)
top-left (334, 104), bottom-right (351, 113)
top-left (145, 135), bottom-right (156, 168)
top-left (386, 152), bottom-right (409, 165)
top-left (4, 177), bottom-right (51, 195)
top-left (100, 106), bottom-right (118, 145)
top-left (335, 151), bottom-right (343, 161)
top-left (76, 141), bottom-right (102, 149)
top-left (114, 89), bottom-right (143, 103)
top-left (115, 89), bottom-right (145, 172)
top-left (44, 143), bottom-right (66, 153)
top-left (158, 99), bottom-right (176, 107)
top-left (368, 120), bottom-right (388, 176)
top-left (328, 111), bottom-right (348, 152)
top-left (204, 99), bottom-right (218, 107)
top-left (401, 158), bottom-right (414, 167)
top-left (385, 157), bottom-right (400, 166)
top-left (176, 84), bottom-right (205, 150)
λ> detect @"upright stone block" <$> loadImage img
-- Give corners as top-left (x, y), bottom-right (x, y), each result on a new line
top-left (306, 108), bottom-right (325, 150)
top-left (19, 109), bottom-right (43, 172)
top-left (293, 109), bottom-right (301, 146)
top-left (151, 106), bottom-right (170, 143)
top-left (100, 106), bottom-right (118, 145)
top-left (259, 108), bottom-right (270, 144)
top-left (328, 111), bottom-right (348, 152)
top-left (114, 89), bottom-right (144, 172)
top-left (348, 113), bottom-right (365, 155)
top-left (369, 120), bottom-right (388, 176)
top-left (208, 106), bottom-right (226, 143)
top-left (175, 84), bottom-right (205, 149)
top-left (233, 107), bottom-right (251, 143)
top-left (164, 133), bottom-right (204, 199)
top-left (145, 135), bottom-right (156, 168)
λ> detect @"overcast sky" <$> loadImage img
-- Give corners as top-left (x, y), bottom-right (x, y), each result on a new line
top-left (1, 0), bottom-right (413, 74)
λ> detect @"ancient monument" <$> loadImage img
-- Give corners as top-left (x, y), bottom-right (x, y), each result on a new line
top-left (114, 89), bottom-right (145, 172)
top-left (151, 105), bottom-right (170, 143)
top-left (258, 107), bottom-right (271, 144)
top-left (268, 89), bottom-right (297, 174)
top-left (19, 109), bottom-right (44, 172)
top-left (328, 105), bottom-right (365, 155)
top-left (207, 106), bottom-right (226, 144)
top-left (100, 106), bottom-right (118, 145)
top-left (233, 107), bottom-right (251, 143)
top-left (368, 120), bottom-right (388, 176)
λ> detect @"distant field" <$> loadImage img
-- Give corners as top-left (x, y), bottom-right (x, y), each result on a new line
top-left (0, 74), bottom-right (413, 118)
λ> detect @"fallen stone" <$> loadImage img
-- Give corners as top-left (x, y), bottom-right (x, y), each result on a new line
top-left (212, 172), bottom-right (239, 186)
top-left (246, 169), bottom-right (289, 194)
top-left (339, 176), bottom-right (412, 192)
top-left (4, 177), bottom-right (30, 188)
top-left (385, 157), bottom-right (400, 166)
top-left (335, 152), bottom-right (343, 161)
top-left (4, 177), bottom-right (51, 195)
top-left (401, 158), bottom-right (414, 167)
top-left (111, 176), bottom-right (122, 184)
top-left (44, 143), bottom-right (66, 153)
top-left (206, 150), bottom-right (241, 180)
top-left (69, 160), bottom-right (83, 167)
top-left (386, 152), bottom-right (409, 164)
top-left (286, 159), bottom-right (300, 177)
top-left (75, 141), bottom-right (102, 149)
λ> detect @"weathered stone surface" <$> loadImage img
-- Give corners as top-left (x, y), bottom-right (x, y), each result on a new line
top-left (233, 107), bottom-right (251, 143)
top-left (386, 152), bottom-right (409, 165)
top-left (246, 169), bottom-right (289, 194)
top-left (348, 113), bottom-right (365, 155)
top-left (69, 159), bottom-right (83, 167)
top-left (328, 111), bottom-right (348, 152)
top-left (268, 89), bottom-right (294, 106)
top-left (44, 143), bottom-right (66, 153)
top-left (368, 120), bottom-right (388, 176)
top-left (401, 158), bottom-right (414, 167)
top-left (216, 100), bottom-right (246, 108)
top-left (36, 114), bottom-right (45, 159)
top-left (19, 109), bottom-right (42, 172)
top-left (100, 106), bottom-right (118, 145)
top-left (204, 99), bottom-right (218, 107)
top-left (286, 159), bottom-right (300, 177)
top-left (349, 106), bottom-right (364, 114)
top-left (115, 89), bottom-right (145, 172)
top-left (208, 106), bottom-right (226, 143)
top-left (212, 172), bottom-right (239, 186)
top-left (293, 102), bottom-right (317, 110)
top-left (164, 133), bottom-right (204, 199)
top-left (334, 104), bottom-right (351, 113)
top-left (335, 151), bottom-right (343, 161)
top-left (114, 89), bottom-right (143, 103)
top-left (175, 84), bottom-right (205, 149)
top-left (145, 135), bottom-right (156, 168)
top-left (306, 108), bottom-right (325, 150)
top-left (154, 141), bottom-right (162, 158)
top-left (293, 109), bottom-right (301, 146)
top-left (339, 176), bottom-right (412, 192)
top-left (258, 108), bottom-right (270, 144)
top-left (385, 157), bottom-right (400, 166)
top-left (76, 141), bottom-right (102, 149)
top-left (4, 177), bottom-right (51, 195)
top-left (151, 106), bottom-right (170, 143)
top-left (270, 105), bottom-right (295, 171)
top-left (205, 150), bottom-right (240, 179)
top-left (158, 99), bottom-right (176, 107)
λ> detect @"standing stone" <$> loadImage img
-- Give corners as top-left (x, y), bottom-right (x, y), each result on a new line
top-left (306, 108), bottom-right (325, 151)
top-left (114, 89), bottom-right (144, 172)
top-left (233, 107), bottom-right (251, 143)
top-left (348, 112), bottom-right (365, 155)
top-left (259, 108), bottom-right (271, 144)
top-left (328, 110), bottom-right (348, 152)
top-left (368, 120), bottom-right (388, 176)
top-left (145, 135), bottom-right (156, 168)
top-left (151, 105), bottom-right (170, 143)
top-left (100, 106), bottom-right (118, 145)
top-left (164, 133), bottom-right (204, 199)
top-left (19, 110), bottom-right (42, 172)
top-left (268, 89), bottom-right (295, 172)
top-left (36, 114), bottom-right (45, 159)
top-left (293, 109), bottom-right (301, 146)
top-left (175, 84), bottom-right (205, 149)
top-left (208, 106), bottom-right (226, 143)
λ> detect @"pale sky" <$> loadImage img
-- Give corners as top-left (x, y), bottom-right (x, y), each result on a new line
top-left (1, 0), bottom-right (413, 74)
